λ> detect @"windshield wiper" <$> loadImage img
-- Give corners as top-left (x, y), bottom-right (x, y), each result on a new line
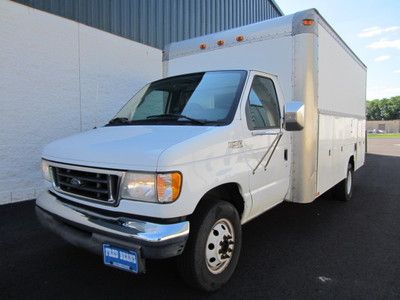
top-left (107, 115), bottom-right (223, 126)
top-left (106, 117), bottom-right (130, 125)
top-left (146, 114), bottom-right (206, 125)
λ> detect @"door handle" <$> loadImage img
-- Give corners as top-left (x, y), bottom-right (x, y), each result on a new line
top-left (251, 131), bottom-right (279, 136)
top-left (284, 149), bottom-right (288, 161)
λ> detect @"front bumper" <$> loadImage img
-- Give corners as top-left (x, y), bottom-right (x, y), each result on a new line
top-left (36, 191), bottom-right (190, 259)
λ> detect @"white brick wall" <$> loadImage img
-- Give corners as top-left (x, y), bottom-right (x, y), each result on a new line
top-left (0, 0), bottom-right (163, 204)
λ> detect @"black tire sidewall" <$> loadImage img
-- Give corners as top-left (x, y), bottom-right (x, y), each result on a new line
top-left (344, 165), bottom-right (354, 200)
top-left (189, 201), bottom-right (242, 291)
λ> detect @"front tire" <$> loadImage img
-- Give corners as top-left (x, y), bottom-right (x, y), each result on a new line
top-left (333, 162), bottom-right (354, 201)
top-left (177, 200), bottom-right (242, 292)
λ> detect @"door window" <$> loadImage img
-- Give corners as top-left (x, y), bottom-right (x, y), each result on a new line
top-left (246, 76), bottom-right (280, 130)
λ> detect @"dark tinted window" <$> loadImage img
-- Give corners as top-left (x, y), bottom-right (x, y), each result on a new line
top-left (246, 76), bottom-right (280, 130)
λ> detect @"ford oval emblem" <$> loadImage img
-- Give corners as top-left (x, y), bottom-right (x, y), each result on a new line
top-left (70, 177), bottom-right (82, 187)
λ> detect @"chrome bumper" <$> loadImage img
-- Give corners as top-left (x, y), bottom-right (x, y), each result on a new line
top-left (36, 191), bottom-right (190, 259)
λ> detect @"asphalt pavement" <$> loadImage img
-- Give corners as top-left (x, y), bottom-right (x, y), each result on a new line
top-left (1, 140), bottom-right (400, 299)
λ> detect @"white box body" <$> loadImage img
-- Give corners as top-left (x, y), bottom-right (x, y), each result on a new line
top-left (164, 9), bottom-right (367, 204)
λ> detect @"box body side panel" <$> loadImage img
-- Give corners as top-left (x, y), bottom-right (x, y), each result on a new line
top-left (316, 23), bottom-right (367, 195)
top-left (317, 24), bottom-right (367, 117)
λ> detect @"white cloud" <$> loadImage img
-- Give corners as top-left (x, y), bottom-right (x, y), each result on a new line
top-left (358, 26), bottom-right (400, 38)
top-left (374, 55), bottom-right (391, 62)
top-left (367, 39), bottom-right (400, 50)
top-left (394, 70), bottom-right (400, 74)
top-left (368, 85), bottom-right (400, 100)
top-left (384, 87), bottom-right (400, 94)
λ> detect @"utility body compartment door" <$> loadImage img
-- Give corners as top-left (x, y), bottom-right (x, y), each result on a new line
top-left (317, 114), bottom-right (335, 195)
top-left (317, 114), bottom-right (360, 195)
top-left (241, 71), bottom-right (290, 218)
top-left (356, 119), bottom-right (366, 169)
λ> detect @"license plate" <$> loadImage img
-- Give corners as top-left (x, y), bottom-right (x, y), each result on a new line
top-left (103, 244), bottom-right (139, 273)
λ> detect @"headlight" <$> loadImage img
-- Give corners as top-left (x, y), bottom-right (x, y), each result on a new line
top-left (41, 160), bottom-right (52, 182)
top-left (121, 172), bottom-right (182, 203)
top-left (121, 173), bottom-right (156, 202)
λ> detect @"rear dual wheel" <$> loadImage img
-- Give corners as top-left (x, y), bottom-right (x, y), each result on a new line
top-left (177, 200), bottom-right (242, 292)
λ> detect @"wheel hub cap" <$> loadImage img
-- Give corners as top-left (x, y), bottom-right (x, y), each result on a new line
top-left (205, 218), bottom-right (235, 274)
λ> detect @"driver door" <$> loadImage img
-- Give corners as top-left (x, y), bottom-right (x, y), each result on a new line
top-left (241, 72), bottom-right (290, 218)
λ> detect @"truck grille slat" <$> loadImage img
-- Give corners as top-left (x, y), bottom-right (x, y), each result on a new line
top-left (58, 182), bottom-right (109, 194)
top-left (56, 172), bottom-right (108, 184)
top-left (52, 167), bottom-right (119, 203)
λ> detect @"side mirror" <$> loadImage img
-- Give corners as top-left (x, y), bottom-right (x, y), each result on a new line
top-left (284, 101), bottom-right (304, 131)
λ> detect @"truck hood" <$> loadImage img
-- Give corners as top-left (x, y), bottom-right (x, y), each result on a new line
top-left (42, 126), bottom-right (213, 170)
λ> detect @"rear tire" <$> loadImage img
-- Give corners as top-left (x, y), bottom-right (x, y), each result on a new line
top-left (177, 200), bottom-right (242, 292)
top-left (333, 162), bottom-right (354, 201)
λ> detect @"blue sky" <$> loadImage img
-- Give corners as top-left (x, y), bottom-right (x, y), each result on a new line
top-left (277, 0), bottom-right (400, 100)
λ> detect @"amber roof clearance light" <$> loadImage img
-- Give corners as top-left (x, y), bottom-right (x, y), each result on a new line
top-left (236, 35), bottom-right (245, 42)
top-left (302, 19), bottom-right (314, 26)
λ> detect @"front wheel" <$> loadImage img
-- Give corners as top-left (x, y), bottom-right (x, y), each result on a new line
top-left (177, 200), bottom-right (242, 292)
top-left (333, 162), bottom-right (354, 201)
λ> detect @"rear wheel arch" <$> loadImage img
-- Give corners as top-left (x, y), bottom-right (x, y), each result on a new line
top-left (344, 155), bottom-right (355, 179)
top-left (349, 155), bottom-right (355, 170)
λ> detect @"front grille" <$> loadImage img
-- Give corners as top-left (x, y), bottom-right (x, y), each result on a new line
top-left (52, 167), bottom-right (119, 203)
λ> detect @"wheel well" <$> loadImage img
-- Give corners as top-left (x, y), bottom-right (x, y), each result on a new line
top-left (349, 156), bottom-right (354, 169)
top-left (195, 183), bottom-right (245, 218)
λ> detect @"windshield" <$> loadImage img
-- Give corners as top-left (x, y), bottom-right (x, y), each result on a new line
top-left (108, 71), bottom-right (247, 126)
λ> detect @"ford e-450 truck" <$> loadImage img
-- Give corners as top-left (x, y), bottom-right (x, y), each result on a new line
top-left (36, 9), bottom-right (366, 291)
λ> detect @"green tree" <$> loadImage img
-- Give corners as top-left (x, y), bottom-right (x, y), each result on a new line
top-left (366, 96), bottom-right (400, 120)
top-left (366, 99), bottom-right (381, 120)
top-left (391, 96), bottom-right (400, 119)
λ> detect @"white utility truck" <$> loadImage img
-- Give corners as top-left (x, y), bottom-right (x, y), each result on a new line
top-left (36, 9), bottom-right (366, 291)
